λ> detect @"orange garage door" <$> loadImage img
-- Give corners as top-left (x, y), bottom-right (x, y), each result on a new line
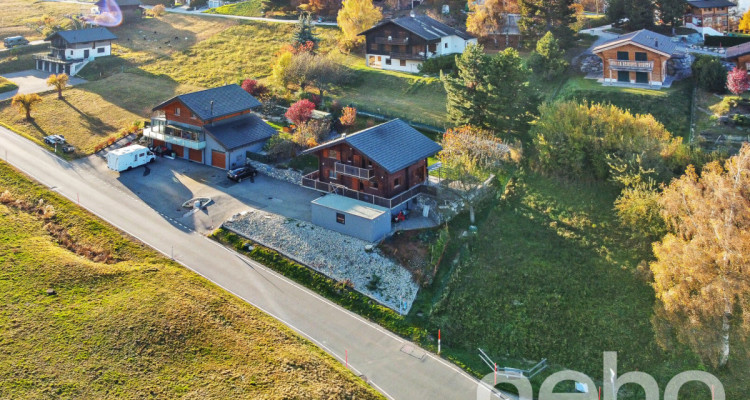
top-left (172, 144), bottom-right (184, 158)
top-left (152, 139), bottom-right (165, 148)
top-left (189, 148), bottom-right (202, 163)
top-left (211, 150), bottom-right (226, 169)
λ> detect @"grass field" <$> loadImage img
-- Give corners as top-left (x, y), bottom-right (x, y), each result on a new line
top-left (0, 0), bottom-right (89, 43)
top-left (408, 172), bottom-right (747, 397)
top-left (205, 0), bottom-right (264, 17)
top-left (0, 73), bottom-right (201, 154)
top-left (0, 160), bottom-right (383, 399)
top-left (0, 77), bottom-right (17, 93)
top-left (555, 76), bottom-right (693, 139)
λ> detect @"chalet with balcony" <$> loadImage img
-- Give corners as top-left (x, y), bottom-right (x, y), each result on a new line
top-left (301, 119), bottom-right (442, 210)
top-left (358, 14), bottom-right (477, 73)
top-left (34, 28), bottom-right (116, 76)
top-left (143, 84), bottom-right (277, 170)
top-left (684, 0), bottom-right (735, 34)
top-left (725, 41), bottom-right (750, 71)
top-left (591, 29), bottom-right (680, 88)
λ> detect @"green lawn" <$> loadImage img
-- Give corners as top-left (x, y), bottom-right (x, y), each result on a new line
top-left (410, 172), bottom-right (746, 398)
top-left (0, 160), bottom-right (383, 399)
top-left (556, 76), bottom-right (693, 140)
top-left (205, 0), bottom-right (264, 17)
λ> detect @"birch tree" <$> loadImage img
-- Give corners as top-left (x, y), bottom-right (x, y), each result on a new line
top-left (651, 144), bottom-right (750, 368)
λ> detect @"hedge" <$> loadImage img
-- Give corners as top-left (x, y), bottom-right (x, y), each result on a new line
top-left (704, 34), bottom-right (750, 47)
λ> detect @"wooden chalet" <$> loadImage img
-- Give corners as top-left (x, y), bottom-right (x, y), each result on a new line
top-left (684, 0), bottom-right (735, 33)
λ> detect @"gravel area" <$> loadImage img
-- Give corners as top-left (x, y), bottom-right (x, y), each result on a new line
top-left (224, 209), bottom-right (419, 313)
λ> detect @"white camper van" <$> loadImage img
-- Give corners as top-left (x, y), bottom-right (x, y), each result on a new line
top-left (106, 145), bottom-right (155, 172)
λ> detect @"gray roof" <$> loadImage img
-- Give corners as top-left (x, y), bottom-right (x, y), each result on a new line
top-left (95, 0), bottom-right (141, 7)
top-left (312, 194), bottom-right (388, 220)
top-left (360, 15), bottom-right (474, 41)
top-left (592, 29), bottom-right (679, 56)
top-left (203, 114), bottom-right (277, 150)
top-left (686, 0), bottom-right (736, 8)
top-left (304, 119), bottom-right (442, 174)
top-left (47, 27), bottom-right (117, 44)
top-left (153, 84), bottom-right (262, 121)
top-left (726, 41), bottom-right (750, 58)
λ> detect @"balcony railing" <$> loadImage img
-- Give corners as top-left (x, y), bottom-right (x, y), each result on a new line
top-left (143, 127), bottom-right (206, 150)
top-left (301, 171), bottom-right (424, 209)
top-left (608, 59), bottom-right (654, 71)
top-left (374, 36), bottom-right (409, 45)
top-left (335, 162), bottom-right (374, 179)
top-left (33, 53), bottom-right (80, 63)
top-left (389, 52), bottom-right (426, 61)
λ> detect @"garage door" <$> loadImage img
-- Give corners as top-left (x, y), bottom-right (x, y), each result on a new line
top-left (188, 148), bottom-right (202, 163)
top-left (211, 150), bottom-right (226, 169)
top-left (172, 144), bottom-right (184, 158)
top-left (152, 139), bottom-right (165, 148)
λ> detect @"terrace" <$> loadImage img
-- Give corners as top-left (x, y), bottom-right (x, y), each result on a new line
top-left (301, 170), bottom-right (424, 209)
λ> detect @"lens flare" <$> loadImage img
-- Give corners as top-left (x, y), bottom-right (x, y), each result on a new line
top-left (85, 0), bottom-right (123, 27)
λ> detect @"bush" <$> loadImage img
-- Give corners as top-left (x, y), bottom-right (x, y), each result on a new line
top-left (692, 55), bottom-right (728, 93)
top-left (285, 99), bottom-right (316, 125)
top-left (151, 4), bottom-right (166, 15)
top-left (241, 78), bottom-right (269, 99)
top-left (418, 55), bottom-right (457, 75)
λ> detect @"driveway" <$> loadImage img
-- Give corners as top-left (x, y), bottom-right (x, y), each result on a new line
top-left (0, 69), bottom-right (87, 101)
top-left (76, 153), bottom-right (321, 234)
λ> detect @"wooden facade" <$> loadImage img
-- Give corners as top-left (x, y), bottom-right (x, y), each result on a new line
top-left (158, 100), bottom-right (252, 127)
top-left (364, 22), bottom-right (433, 64)
top-left (595, 43), bottom-right (670, 86)
top-left (313, 144), bottom-right (428, 200)
top-left (684, 3), bottom-right (731, 32)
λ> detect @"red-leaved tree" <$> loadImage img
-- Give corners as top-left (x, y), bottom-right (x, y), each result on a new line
top-left (727, 67), bottom-right (750, 95)
top-left (286, 99), bottom-right (316, 125)
top-left (241, 79), bottom-right (269, 99)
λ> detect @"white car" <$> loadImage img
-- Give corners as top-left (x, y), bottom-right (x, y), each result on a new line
top-left (43, 135), bottom-right (66, 145)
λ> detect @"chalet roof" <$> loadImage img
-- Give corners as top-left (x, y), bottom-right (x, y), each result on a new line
top-left (725, 41), bottom-right (750, 58)
top-left (303, 119), bottom-right (442, 174)
top-left (592, 29), bottom-right (679, 57)
top-left (153, 84), bottom-right (262, 121)
top-left (95, 0), bottom-right (141, 7)
top-left (203, 114), bottom-right (277, 150)
top-left (359, 15), bottom-right (474, 41)
top-left (685, 0), bottom-right (736, 8)
top-left (46, 27), bottom-right (117, 44)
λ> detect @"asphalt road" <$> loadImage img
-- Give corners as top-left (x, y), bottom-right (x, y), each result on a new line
top-left (0, 127), bottom-right (502, 400)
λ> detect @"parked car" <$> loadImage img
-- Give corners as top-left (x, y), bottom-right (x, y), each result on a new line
top-left (3, 36), bottom-right (29, 48)
top-left (43, 135), bottom-right (66, 145)
top-left (227, 166), bottom-right (258, 182)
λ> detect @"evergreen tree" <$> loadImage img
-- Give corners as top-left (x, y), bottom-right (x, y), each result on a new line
top-left (656, 0), bottom-right (684, 30)
top-left (292, 13), bottom-right (319, 48)
top-left (527, 31), bottom-right (568, 80)
top-left (628, 0), bottom-right (656, 29)
top-left (606, 0), bottom-right (626, 23)
top-left (443, 44), bottom-right (490, 128)
top-left (518, 0), bottom-right (575, 47)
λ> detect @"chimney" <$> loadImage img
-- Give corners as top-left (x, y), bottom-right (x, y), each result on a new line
top-left (410, 10), bottom-right (416, 18)
top-left (655, 39), bottom-right (659, 48)
top-left (210, 100), bottom-right (214, 116)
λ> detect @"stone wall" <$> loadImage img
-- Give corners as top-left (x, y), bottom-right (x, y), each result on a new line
top-left (245, 159), bottom-right (303, 185)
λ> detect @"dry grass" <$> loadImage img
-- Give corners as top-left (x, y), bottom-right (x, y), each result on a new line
top-left (0, 0), bottom-right (90, 43)
top-left (0, 73), bottom-right (201, 154)
top-left (0, 160), bottom-right (384, 400)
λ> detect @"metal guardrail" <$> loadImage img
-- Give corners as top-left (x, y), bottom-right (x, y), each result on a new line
top-left (142, 127), bottom-right (206, 150)
top-left (374, 36), bottom-right (409, 45)
top-left (334, 162), bottom-right (373, 179)
top-left (301, 171), bottom-right (424, 209)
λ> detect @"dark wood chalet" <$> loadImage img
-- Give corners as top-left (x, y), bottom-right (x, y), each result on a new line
top-left (301, 119), bottom-right (442, 209)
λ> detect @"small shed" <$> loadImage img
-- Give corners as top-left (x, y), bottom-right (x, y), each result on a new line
top-left (311, 195), bottom-right (391, 242)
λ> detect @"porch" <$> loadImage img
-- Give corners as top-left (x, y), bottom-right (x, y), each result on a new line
top-left (301, 170), bottom-right (424, 209)
top-left (142, 126), bottom-right (207, 150)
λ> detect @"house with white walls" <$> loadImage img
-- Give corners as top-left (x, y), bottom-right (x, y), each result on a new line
top-left (34, 28), bottom-right (117, 76)
top-left (358, 14), bottom-right (477, 73)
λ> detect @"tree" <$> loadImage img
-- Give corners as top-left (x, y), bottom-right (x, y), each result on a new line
top-left (651, 144), bottom-right (750, 368)
top-left (466, 0), bottom-right (519, 42)
top-left (308, 54), bottom-right (352, 105)
top-left (628, 0), bottom-right (656, 29)
top-left (292, 13), bottom-right (319, 49)
top-left (336, 0), bottom-right (382, 49)
top-left (605, 0), bottom-right (626, 23)
top-left (443, 45), bottom-right (537, 136)
top-left (656, 0), bottom-right (685, 30)
top-left (272, 51), bottom-right (294, 88)
top-left (727, 67), bottom-right (750, 95)
top-left (46, 73), bottom-right (69, 100)
top-left (527, 31), bottom-right (568, 80)
top-left (241, 79), bottom-right (270, 99)
top-left (740, 8), bottom-right (750, 31)
top-left (693, 55), bottom-right (728, 93)
top-left (518, 0), bottom-right (575, 47)
top-left (293, 118), bottom-right (331, 148)
top-left (439, 125), bottom-right (518, 224)
top-left (286, 99), bottom-right (316, 125)
top-left (339, 106), bottom-right (356, 131)
top-left (11, 93), bottom-right (43, 121)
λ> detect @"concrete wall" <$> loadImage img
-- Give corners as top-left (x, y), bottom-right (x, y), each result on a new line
top-left (311, 202), bottom-right (391, 242)
top-left (366, 54), bottom-right (422, 73)
top-left (438, 35), bottom-right (475, 56)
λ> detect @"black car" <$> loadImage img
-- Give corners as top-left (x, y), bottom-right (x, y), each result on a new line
top-left (227, 166), bottom-right (258, 182)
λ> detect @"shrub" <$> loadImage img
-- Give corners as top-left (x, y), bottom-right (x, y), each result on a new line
top-left (241, 79), bottom-right (269, 99)
top-left (692, 55), bottom-right (728, 93)
top-left (151, 4), bottom-right (166, 16)
top-left (285, 99), bottom-right (316, 125)
top-left (418, 54), bottom-right (457, 75)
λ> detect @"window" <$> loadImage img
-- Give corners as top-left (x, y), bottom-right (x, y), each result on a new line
top-left (394, 178), bottom-right (401, 188)
top-left (336, 213), bottom-right (346, 224)
top-left (328, 169), bottom-right (337, 179)
top-left (616, 51), bottom-right (629, 61)
top-left (400, 59), bottom-right (406, 67)
top-left (372, 180), bottom-right (379, 189)
top-left (191, 112), bottom-right (197, 119)
top-left (359, 181), bottom-right (364, 191)
top-left (635, 52), bottom-right (648, 61)
top-left (370, 42), bottom-right (377, 51)
top-left (445, 42), bottom-right (448, 48)
top-left (97, 47), bottom-right (104, 53)
top-left (175, 107), bottom-right (181, 116)
top-left (377, 56), bottom-right (382, 61)
top-left (385, 58), bottom-right (392, 65)
top-left (328, 149), bottom-right (338, 159)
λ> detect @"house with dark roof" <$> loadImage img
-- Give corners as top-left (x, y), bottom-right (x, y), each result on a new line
top-left (143, 84), bottom-right (277, 170)
top-left (591, 29), bottom-right (681, 88)
top-left (34, 27), bottom-right (117, 75)
top-left (684, 0), bottom-right (736, 34)
top-left (725, 41), bottom-right (750, 71)
top-left (301, 119), bottom-right (442, 209)
top-left (358, 14), bottom-right (477, 73)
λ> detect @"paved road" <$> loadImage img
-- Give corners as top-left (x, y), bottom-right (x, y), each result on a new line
top-left (0, 40), bottom-right (45, 53)
top-left (0, 69), bottom-right (87, 101)
top-left (0, 127), bottom-right (501, 399)
top-left (143, 4), bottom-right (338, 25)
